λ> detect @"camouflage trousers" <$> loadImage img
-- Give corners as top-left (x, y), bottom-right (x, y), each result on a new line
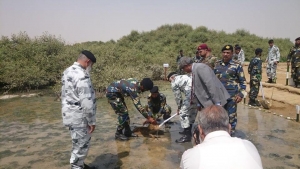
top-left (249, 78), bottom-right (260, 100)
top-left (144, 105), bottom-right (172, 120)
top-left (69, 126), bottom-right (91, 169)
top-left (224, 98), bottom-right (237, 130)
top-left (291, 67), bottom-right (300, 83)
top-left (266, 62), bottom-right (278, 80)
top-left (179, 104), bottom-right (198, 128)
top-left (106, 92), bottom-right (130, 131)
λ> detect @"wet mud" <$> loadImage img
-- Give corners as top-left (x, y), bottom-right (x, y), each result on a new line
top-left (0, 83), bottom-right (299, 169)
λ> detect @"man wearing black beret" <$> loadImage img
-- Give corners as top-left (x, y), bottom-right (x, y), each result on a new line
top-left (287, 37), bottom-right (300, 87)
top-left (61, 50), bottom-right (97, 169)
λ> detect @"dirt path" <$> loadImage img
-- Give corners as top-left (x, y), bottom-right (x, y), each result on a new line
top-left (243, 62), bottom-right (300, 119)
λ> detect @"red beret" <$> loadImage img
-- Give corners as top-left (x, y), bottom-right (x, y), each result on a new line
top-left (197, 44), bottom-right (208, 50)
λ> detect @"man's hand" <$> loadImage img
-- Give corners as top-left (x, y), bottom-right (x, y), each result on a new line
top-left (235, 95), bottom-right (242, 103)
top-left (274, 61), bottom-right (278, 65)
top-left (88, 125), bottom-right (96, 134)
top-left (143, 117), bottom-right (158, 126)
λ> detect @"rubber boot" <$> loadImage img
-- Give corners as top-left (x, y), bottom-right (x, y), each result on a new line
top-left (179, 129), bottom-right (185, 135)
top-left (124, 125), bottom-right (138, 137)
top-left (255, 100), bottom-right (261, 107)
top-left (248, 98), bottom-right (257, 106)
top-left (115, 129), bottom-right (129, 141)
top-left (266, 78), bottom-right (272, 83)
top-left (176, 125), bottom-right (192, 143)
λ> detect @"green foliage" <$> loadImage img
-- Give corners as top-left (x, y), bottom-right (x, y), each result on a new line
top-left (0, 25), bottom-right (294, 94)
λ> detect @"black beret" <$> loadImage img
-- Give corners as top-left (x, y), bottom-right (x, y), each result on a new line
top-left (255, 48), bottom-right (263, 54)
top-left (295, 37), bottom-right (300, 41)
top-left (140, 78), bottom-right (153, 90)
top-left (82, 50), bottom-right (96, 63)
top-left (150, 86), bottom-right (159, 93)
top-left (221, 45), bottom-right (233, 52)
top-left (268, 39), bottom-right (274, 44)
top-left (167, 72), bottom-right (178, 80)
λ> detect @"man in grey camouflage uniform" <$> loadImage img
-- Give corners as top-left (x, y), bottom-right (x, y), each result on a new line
top-left (167, 72), bottom-right (198, 143)
top-left (61, 50), bottom-right (97, 169)
top-left (234, 45), bottom-right (245, 66)
top-left (266, 39), bottom-right (280, 83)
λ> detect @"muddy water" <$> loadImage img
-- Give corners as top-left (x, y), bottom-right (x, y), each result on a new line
top-left (0, 83), bottom-right (299, 169)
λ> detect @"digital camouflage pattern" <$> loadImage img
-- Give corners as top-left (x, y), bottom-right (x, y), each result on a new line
top-left (171, 74), bottom-right (198, 128)
top-left (233, 49), bottom-right (245, 65)
top-left (61, 62), bottom-right (96, 169)
top-left (200, 55), bottom-right (218, 69)
top-left (287, 46), bottom-right (300, 85)
top-left (145, 93), bottom-right (171, 120)
top-left (214, 59), bottom-right (247, 130)
top-left (192, 56), bottom-right (202, 63)
top-left (266, 45), bottom-right (280, 80)
top-left (61, 62), bottom-right (97, 127)
top-left (106, 78), bottom-right (148, 131)
top-left (248, 56), bottom-right (262, 100)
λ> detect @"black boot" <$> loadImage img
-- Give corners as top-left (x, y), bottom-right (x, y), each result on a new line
top-left (179, 130), bottom-right (185, 135)
top-left (176, 125), bottom-right (192, 143)
top-left (255, 100), bottom-right (261, 107)
top-left (124, 125), bottom-right (138, 137)
top-left (266, 78), bottom-right (272, 83)
top-left (115, 129), bottom-right (129, 141)
top-left (248, 98), bottom-right (257, 106)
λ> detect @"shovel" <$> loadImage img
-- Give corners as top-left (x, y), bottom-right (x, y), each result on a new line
top-left (260, 82), bottom-right (271, 109)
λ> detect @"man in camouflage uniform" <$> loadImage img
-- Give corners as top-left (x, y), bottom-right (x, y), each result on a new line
top-left (248, 48), bottom-right (263, 106)
top-left (106, 78), bottom-right (156, 141)
top-left (167, 72), bottom-right (198, 143)
top-left (287, 37), bottom-right (300, 88)
top-left (193, 50), bottom-right (202, 63)
top-left (214, 45), bottom-right (247, 136)
top-left (61, 50), bottom-right (97, 169)
top-left (176, 49), bottom-right (185, 75)
top-left (266, 39), bottom-right (280, 83)
top-left (145, 86), bottom-right (171, 121)
top-left (198, 43), bottom-right (218, 69)
top-left (234, 45), bottom-right (245, 66)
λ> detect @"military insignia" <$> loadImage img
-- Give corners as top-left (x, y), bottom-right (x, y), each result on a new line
top-left (226, 46), bottom-right (230, 49)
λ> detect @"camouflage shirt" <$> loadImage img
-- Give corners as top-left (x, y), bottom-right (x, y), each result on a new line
top-left (233, 49), bottom-right (245, 65)
top-left (201, 55), bottom-right (218, 69)
top-left (106, 78), bottom-right (147, 118)
top-left (287, 46), bottom-right (300, 67)
top-left (61, 62), bottom-right (97, 127)
top-left (266, 45), bottom-right (280, 63)
top-left (193, 56), bottom-right (202, 63)
top-left (214, 59), bottom-right (247, 98)
top-left (147, 93), bottom-right (166, 113)
top-left (171, 75), bottom-right (192, 110)
top-left (248, 56), bottom-right (262, 78)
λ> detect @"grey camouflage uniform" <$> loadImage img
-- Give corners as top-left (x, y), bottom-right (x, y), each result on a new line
top-left (61, 62), bottom-right (96, 169)
top-left (266, 45), bottom-right (280, 81)
top-left (171, 74), bottom-right (197, 128)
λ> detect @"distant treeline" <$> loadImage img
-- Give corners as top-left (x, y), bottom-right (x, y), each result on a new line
top-left (0, 24), bottom-right (293, 93)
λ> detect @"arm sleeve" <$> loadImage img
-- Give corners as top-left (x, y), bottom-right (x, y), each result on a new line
top-left (276, 47), bottom-right (280, 62)
top-left (77, 77), bottom-right (96, 125)
top-left (236, 65), bottom-right (247, 98)
top-left (128, 89), bottom-right (149, 118)
top-left (172, 83), bottom-right (183, 109)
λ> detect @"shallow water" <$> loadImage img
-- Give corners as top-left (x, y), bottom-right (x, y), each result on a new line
top-left (0, 83), bottom-right (299, 169)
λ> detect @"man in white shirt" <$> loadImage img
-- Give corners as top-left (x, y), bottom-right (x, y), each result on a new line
top-left (180, 105), bottom-right (263, 169)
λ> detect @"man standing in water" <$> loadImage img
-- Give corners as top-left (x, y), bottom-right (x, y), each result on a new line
top-left (61, 50), bottom-right (97, 169)
top-left (106, 78), bottom-right (157, 141)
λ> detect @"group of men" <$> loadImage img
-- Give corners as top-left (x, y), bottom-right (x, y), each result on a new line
top-left (60, 36), bottom-right (300, 168)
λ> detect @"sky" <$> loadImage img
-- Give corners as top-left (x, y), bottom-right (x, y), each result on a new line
top-left (1, 0), bottom-right (299, 44)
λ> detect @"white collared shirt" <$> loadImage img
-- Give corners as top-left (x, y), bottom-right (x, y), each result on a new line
top-left (180, 131), bottom-right (263, 169)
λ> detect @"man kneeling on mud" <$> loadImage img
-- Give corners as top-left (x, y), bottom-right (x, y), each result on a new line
top-left (145, 86), bottom-right (171, 122)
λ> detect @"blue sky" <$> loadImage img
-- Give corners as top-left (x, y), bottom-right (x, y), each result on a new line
top-left (0, 0), bottom-right (299, 44)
